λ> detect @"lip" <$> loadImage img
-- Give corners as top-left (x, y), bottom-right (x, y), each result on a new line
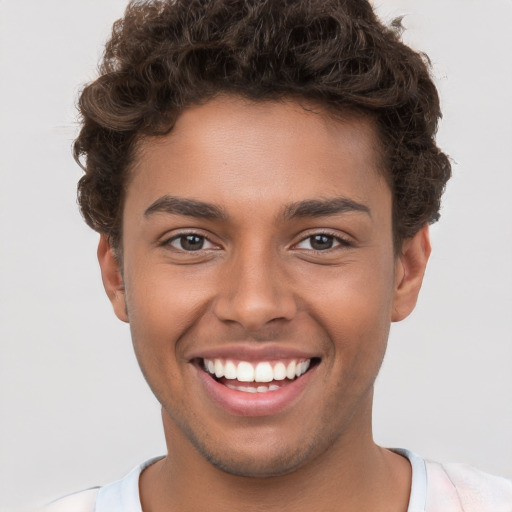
top-left (187, 344), bottom-right (319, 362)
top-left (195, 361), bottom-right (318, 417)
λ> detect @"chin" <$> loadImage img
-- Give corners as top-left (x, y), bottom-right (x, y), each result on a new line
top-left (184, 425), bottom-right (327, 478)
top-left (200, 448), bottom-right (311, 478)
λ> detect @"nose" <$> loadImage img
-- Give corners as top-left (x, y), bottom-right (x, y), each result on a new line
top-left (213, 247), bottom-right (298, 332)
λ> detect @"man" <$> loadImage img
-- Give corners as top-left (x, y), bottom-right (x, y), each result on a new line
top-left (46, 0), bottom-right (512, 510)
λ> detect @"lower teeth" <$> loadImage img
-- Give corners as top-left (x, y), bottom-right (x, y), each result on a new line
top-left (226, 383), bottom-right (280, 393)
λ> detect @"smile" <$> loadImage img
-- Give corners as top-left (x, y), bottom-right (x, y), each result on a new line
top-left (203, 358), bottom-right (311, 392)
top-left (195, 355), bottom-right (319, 416)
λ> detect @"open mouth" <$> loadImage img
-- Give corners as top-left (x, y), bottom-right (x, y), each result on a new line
top-left (197, 357), bottom-right (321, 394)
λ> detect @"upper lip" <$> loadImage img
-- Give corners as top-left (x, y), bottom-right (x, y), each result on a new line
top-left (187, 344), bottom-right (321, 362)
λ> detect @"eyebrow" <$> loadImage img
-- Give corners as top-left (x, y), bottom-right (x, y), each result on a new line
top-left (281, 197), bottom-right (371, 221)
top-left (144, 196), bottom-right (227, 220)
top-left (143, 195), bottom-right (371, 222)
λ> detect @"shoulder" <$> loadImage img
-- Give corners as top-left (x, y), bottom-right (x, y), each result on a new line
top-left (42, 488), bottom-right (99, 512)
top-left (425, 459), bottom-right (512, 511)
top-left (442, 462), bottom-right (512, 510)
top-left (41, 456), bottom-right (163, 512)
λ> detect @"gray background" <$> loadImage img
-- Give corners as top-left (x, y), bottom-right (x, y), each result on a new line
top-left (1, 0), bottom-right (511, 510)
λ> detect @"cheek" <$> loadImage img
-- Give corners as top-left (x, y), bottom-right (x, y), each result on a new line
top-left (126, 258), bottom-right (212, 326)
top-left (123, 265), bottom-right (212, 373)
top-left (123, 270), bottom-right (209, 411)
top-left (303, 257), bottom-right (395, 366)
top-left (306, 257), bottom-right (395, 325)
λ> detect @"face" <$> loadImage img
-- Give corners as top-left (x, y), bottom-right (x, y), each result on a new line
top-left (99, 96), bottom-right (429, 477)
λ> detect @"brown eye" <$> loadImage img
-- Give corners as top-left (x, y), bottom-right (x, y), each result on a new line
top-left (170, 234), bottom-right (209, 251)
top-left (309, 234), bottom-right (334, 250)
top-left (295, 233), bottom-right (350, 251)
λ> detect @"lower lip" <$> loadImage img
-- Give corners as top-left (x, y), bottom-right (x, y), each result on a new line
top-left (196, 365), bottom-right (317, 417)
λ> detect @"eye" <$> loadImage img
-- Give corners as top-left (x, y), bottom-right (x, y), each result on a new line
top-left (295, 234), bottom-right (349, 251)
top-left (167, 233), bottom-right (216, 252)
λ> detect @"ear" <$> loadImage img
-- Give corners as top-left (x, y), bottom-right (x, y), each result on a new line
top-left (392, 225), bottom-right (431, 322)
top-left (97, 235), bottom-right (129, 323)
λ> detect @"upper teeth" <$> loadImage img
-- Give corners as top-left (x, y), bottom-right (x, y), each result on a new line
top-left (204, 359), bottom-right (311, 383)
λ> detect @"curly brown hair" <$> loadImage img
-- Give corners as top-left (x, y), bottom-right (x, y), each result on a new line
top-left (74, 0), bottom-right (451, 250)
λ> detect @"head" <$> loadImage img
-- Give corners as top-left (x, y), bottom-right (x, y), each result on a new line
top-left (75, 0), bottom-right (451, 478)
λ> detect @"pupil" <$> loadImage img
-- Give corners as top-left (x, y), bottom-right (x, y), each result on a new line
top-left (181, 235), bottom-right (204, 251)
top-left (311, 235), bottom-right (333, 250)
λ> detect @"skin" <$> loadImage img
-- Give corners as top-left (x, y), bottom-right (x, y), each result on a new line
top-left (98, 95), bottom-right (430, 512)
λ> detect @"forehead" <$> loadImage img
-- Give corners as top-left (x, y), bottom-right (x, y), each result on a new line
top-left (128, 96), bottom-right (389, 216)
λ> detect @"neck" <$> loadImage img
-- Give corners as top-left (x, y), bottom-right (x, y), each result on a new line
top-left (140, 398), bottom-right (411, 512)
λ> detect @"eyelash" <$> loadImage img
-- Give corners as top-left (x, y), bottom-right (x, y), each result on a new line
top-left (163, 232), bottom-right (218, 252)
top-left (161, 231), bottom-right (352, 253)
top-left (294, 232), bottom-right (353, 252)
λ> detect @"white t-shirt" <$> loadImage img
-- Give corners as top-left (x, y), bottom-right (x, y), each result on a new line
top-left (44, 449), bottom-right (512, 512)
